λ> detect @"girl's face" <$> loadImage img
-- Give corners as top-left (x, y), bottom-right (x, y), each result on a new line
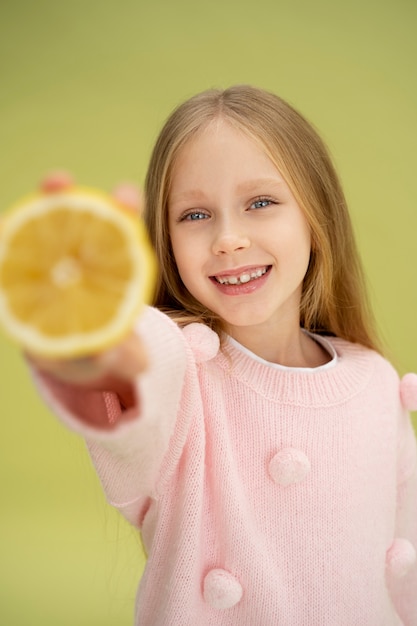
top-left (168, 119), bottom-right (311, 349)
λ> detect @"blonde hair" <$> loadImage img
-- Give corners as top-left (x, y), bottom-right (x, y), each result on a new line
top-left (144, 85), bottom-right (380, 352)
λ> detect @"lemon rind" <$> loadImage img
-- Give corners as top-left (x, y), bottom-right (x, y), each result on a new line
top-left (0, 187), bottom-right (157, 357)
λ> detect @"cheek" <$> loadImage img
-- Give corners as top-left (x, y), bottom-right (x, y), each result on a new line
top-left (170, 240), bottom-right (198, 292)
top-left (281, 223), bottom-right (311, 279)
top-left (171, 234), bottom-right (188, 268)
top-left (277, 218), bottom-right (311, 256)
top-left (169, 229), bottom-right (185, 271)
top-left (295, 241), bottom-right (312, 278)
top-left (293, 216), bottom-right (312, 258)
top-left (170, 227), bottom-right (207, 273)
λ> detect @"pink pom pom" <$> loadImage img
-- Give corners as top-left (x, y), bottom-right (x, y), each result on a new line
top-left (386, 538), bottom-right (416, 578)
top-left (203, 569), bottom-right (243, 609)
top-left (269, 448), bottom-right (311, 487)
top-left (400, 373), bottom-right (417, 411)
top-left (182, 323), bottom-right (220, 363)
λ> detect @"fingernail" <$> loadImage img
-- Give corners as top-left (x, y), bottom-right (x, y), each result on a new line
top-left (41, 170), bottom-right (74, 193)
top-left (112, 183), bottom-right (143, 212)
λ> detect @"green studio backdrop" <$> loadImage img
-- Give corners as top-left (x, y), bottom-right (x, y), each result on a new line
top-left (0, 1), bottom-right (416, 624)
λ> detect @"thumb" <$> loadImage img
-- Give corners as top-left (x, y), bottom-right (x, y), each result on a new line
top-left (97, 332), bottom-right (148, 380)
top-left (112, 183), bottom-right (144, 215)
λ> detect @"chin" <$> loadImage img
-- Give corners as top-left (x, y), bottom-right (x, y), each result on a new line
top-left (223, 314), bottom-right (270, 330)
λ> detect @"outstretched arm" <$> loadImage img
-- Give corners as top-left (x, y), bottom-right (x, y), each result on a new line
top-left (25, 173), bottom-right (189, 525)
top-left (27, 171), bottom-right (149, 426)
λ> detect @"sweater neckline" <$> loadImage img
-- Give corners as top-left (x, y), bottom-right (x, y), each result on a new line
top-left (216, 336), bottom-right (376, 407)
top-left (226, 331), bottom-right (338, 373)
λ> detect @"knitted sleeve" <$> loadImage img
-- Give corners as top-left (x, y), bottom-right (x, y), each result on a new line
top-left (31, 306), bottom-right (191, 525)
top-left (386, 374), bottom-right (417, 625)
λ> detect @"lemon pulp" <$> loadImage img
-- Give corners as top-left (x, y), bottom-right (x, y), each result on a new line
top-left (0, 188), bottom-right (156, 357)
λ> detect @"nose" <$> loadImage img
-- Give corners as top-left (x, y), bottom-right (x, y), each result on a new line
top-left (211, 217), bottom-right (251, 255)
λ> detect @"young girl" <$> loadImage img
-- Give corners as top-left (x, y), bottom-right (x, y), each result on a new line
top-left (33, 85), bottom-right (417, 625)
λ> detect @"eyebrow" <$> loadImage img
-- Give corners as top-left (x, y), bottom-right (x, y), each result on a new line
top-left (169, 189), bottom-right (207, 204)
top-left (236, 177), bottom-right (287, 194)
top-left (170, 178), bottom-right (287, 205)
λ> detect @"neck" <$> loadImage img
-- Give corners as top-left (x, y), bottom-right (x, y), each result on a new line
top-left (225, 322), bottom-right (330, 368)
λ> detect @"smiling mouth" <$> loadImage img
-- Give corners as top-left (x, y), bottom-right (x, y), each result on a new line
top-left (212, 266), bottom-right (271, 285)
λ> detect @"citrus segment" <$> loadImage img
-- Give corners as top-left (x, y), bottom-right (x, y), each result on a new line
top-left (0, 186), bottom-right (156, 357)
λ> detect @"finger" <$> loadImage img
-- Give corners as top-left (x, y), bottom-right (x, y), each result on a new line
top-left (112, 183), bottom-right (143, 215)
top-left (28, 353), bottom-right (105, 384)
top-left (41, 170), bottom-right (74, 193)
top-left (97, 333), bottom-right (148, 380)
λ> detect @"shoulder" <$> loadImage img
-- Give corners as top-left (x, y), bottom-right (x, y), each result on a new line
top-left (181, 322), bottom-right (220, 363)
top-left (325, 336), bottom-right (399, 403)
top-left (138, 309), bottom-right (221, 365)
top-left (327, 336), bottom-right (417, 412)
top-left (326, 336), bottom-right (399, 381)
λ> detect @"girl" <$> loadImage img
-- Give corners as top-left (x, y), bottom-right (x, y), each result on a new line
top-left (33, 85), bottom-right (417, 625)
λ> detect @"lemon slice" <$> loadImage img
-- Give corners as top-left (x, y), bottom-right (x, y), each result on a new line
top-left (0, 186), bottom-right (156, 358)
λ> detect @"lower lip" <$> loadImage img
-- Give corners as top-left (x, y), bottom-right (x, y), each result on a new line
top-left (211, 267), bottom-right (271, 296)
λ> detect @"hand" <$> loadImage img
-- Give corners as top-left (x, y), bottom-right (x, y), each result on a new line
top-left (28, 172), bottom-right (148, 401)
top-left (29, 332), bottom-right (148, 385)
top-left (41, 170), bottom-right (144, 214)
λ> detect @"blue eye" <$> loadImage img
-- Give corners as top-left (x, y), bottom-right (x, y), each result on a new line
top-left (183, 211), bottom-right (208, 221)
top-left (251, 197), bottom-right (274, 209)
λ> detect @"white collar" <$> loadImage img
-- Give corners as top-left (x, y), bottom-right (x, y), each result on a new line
top-left (226, 331), bottom-right (338, 373)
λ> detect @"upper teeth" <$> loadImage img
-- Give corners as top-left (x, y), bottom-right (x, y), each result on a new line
top-left (215, 267), bottom-right (268, 285)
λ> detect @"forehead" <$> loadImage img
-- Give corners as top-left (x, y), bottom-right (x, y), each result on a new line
top-left (175, 117), bottom-right (269, 162)
top-left (169, 119), bottom-right (287, 195)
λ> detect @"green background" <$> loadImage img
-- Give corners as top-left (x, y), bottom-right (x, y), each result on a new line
top-left (1, 1), bottom-right (416, 624)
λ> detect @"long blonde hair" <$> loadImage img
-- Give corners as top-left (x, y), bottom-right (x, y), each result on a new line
top-left (144, 85), bottom-right (380, 352)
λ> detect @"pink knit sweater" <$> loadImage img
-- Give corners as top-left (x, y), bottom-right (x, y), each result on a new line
top-left (34, 307), bottom-right (417, 625)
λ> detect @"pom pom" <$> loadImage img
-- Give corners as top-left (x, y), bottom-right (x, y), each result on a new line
top-left (400, 373), bottom-right (417, 411)
top-left (182, 323), bottom-right (220, 363)
top-left (269, 448), bottom-right (311, 486)
top-left (386, 538), bottom-right (416, 578)
top-left (203, 569), bottom-right (243, 609)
